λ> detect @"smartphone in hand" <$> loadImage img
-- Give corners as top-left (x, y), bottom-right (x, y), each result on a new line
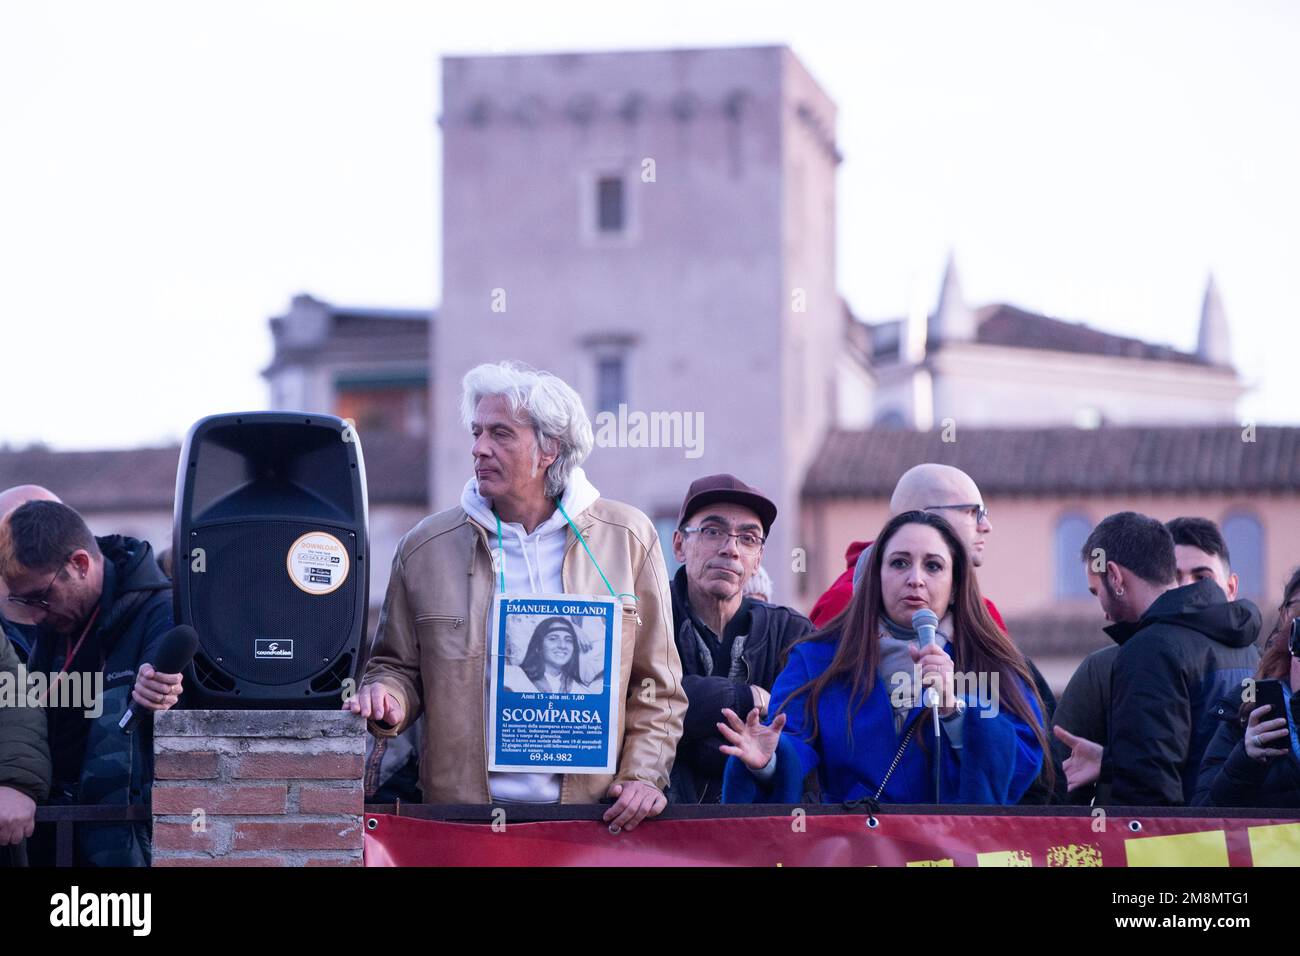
top-left (1253, 679), bottom-right (1294, 758)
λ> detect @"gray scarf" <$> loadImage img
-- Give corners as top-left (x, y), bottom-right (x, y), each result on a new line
top-left (878, 612), bottom-right (953, 733)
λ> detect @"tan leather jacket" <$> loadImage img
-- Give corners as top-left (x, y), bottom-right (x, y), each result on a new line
top-left (362, 498), bottom-right (686, 804)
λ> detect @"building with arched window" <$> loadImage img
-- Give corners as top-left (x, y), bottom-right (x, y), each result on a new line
top-left (1222, 511), bottom-right (1266, 600)
top-left (1054, 513), bottom-right (1094, 600)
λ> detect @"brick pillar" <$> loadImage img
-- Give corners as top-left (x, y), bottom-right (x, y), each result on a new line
top-left (151, 710), bottom-right (366, 867)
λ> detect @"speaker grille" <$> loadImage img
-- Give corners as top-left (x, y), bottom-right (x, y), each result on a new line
top-left (187, 521), bottom-right (357, 686)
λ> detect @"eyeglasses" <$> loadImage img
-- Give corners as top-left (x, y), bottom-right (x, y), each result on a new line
top-left (681, 525), bottom-right (766, 555)
top-left (925, 503), bottom-right (990, 524)
top-left (6, 556), bottom-right (71, 612)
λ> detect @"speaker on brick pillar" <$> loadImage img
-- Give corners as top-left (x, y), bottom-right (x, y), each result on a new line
top-left (173, 412), bottom-right (369, 708)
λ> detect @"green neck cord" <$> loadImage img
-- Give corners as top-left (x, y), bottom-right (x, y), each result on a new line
top-left (494, 511), bottom-right (506, 593)
top-left (556, 500), bottom-right (616, 598)
top-left (492, 500), bottom-right (621, 600)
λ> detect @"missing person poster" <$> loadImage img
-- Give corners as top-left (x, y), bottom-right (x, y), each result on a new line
top-left (487, 593), bottom-right (622, 774)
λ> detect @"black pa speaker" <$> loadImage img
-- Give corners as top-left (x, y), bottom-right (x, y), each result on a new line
top-left (173, 412), bottom-right (369, 708)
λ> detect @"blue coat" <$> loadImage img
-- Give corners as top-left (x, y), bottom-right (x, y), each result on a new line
top-left (722, 634), bottom-right (1045, 805)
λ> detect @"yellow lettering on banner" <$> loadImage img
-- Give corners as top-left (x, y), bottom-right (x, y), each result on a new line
top-left (977, 849), bottom-right (1032, 867)
top-left (1124, 829), bottom-right (1228, 867)
top-left (1246, 823), bottom-right (1300, 866)
top-left (1045, 844), bottom-right (1103, 867)
top-left (906, 859), bottom-right (954, 867)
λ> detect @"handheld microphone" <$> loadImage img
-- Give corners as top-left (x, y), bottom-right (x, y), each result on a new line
top-left (119, 625), bottom-right (199, 734)
top-left (911, 607), bottom-right (942, 721)
top-left (911, 606), bottom-right (943, 801)
top-left (912, 607), bottom-right (939, 649)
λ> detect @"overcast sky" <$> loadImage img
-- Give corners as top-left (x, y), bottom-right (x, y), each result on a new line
top-left (2, 0), bottom-right (1296, 450)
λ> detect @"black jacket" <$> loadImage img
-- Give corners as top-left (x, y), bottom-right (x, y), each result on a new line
top-left (668, 566), bottom-right (813, 803)
top-left (1019, 658), bottom-right (1067, 805)
top-left (27, 535), bottom-right (172, 866)
top-left (1100, 579), bottom-right (1260, 806)
top-left (1050, 644), bottom-right (1118, 805)
top-left (1192, 694), bottom-right (1300, 808)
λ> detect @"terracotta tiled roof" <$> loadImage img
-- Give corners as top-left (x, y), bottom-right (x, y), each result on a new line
top-left (0, 446), bottom-right (182, 512)
top-left (868, 303), bottom-right (1217, 368)
top-left (803, 425), bottom-right (1300, 498)
top-left (972, 303), bottom-right (1207, 365)
top-left (0, 431), bottom-right (428, 512)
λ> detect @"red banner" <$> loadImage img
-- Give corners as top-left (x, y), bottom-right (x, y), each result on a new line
top-left (364, 811), bottom-right (1300, 866)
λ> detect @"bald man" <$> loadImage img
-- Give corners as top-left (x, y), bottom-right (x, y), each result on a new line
top-left (0, 485), bottom-right (62, 662)
top-left (809, 465), bottom-right (993, 626)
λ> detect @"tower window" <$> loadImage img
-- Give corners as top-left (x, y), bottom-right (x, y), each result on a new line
top-left (596, 176), bottom-right (625, 233)
top-left (596, 355), bottom-right (626, 414)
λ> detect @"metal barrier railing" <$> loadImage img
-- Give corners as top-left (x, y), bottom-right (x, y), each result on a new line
top-left (6, 805), bottom-right (153, 867)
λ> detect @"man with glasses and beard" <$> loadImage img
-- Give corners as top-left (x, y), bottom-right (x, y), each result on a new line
top-left (666, 475), bottom-right (813, 804)
top-left (0, 500), bottom-right (181, 865)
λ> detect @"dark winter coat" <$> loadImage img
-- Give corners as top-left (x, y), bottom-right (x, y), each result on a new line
top-left (668, 566), bottom-right (813, 803)
top-left (1100, 579), bottom-right (1260, 806)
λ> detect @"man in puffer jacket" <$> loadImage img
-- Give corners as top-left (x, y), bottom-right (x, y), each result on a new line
top-left (0, 501), bottom-right (180, 865)
top-left (0, 633), bottom-right (50, 858)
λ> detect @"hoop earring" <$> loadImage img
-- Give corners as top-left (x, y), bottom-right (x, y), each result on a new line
top-left (1115, 587), bottom-right (1124, 597)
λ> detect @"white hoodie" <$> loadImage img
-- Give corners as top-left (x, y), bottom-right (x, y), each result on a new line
top-left (460, 466), bottom-right (602, 804)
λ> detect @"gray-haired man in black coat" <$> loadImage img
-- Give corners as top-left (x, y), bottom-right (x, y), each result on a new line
top-left (666, 475), bottom-right (813, 804)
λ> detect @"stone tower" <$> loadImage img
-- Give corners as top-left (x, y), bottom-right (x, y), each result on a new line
top-left (434, 47), bottom-right (840, 600)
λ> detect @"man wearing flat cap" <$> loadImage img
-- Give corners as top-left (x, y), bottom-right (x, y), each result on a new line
top-left (667, 474), bottom-right (813, 804)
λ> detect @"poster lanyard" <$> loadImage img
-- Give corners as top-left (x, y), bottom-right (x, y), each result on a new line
top-left (493, 502), bottom-right (636, 605)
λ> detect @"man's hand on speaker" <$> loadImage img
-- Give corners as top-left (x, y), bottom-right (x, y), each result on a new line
top-left (344, 681), bottom-right (404, 728)
top-left (132, 663), bottom-right (184, 712)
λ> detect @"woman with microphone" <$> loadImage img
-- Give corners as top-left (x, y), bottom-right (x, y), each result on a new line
top-left (718, 510), bottom-right (1049, 804)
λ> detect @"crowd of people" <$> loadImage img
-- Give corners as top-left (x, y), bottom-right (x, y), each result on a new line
top-left (2, 358), bottom-right (1298, 864)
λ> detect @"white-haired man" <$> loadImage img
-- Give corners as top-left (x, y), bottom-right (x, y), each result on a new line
top-left (348, 361), bottom-right (686, 832)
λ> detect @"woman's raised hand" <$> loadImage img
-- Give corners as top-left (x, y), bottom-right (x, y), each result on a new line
top-left (718, 706), bottom-right (787, 770)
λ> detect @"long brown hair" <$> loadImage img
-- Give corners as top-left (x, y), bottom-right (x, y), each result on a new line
top-left (1240, 567), bottom-right (1300, 721)
top-left (780, 510), bottom-right (1051, 783)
